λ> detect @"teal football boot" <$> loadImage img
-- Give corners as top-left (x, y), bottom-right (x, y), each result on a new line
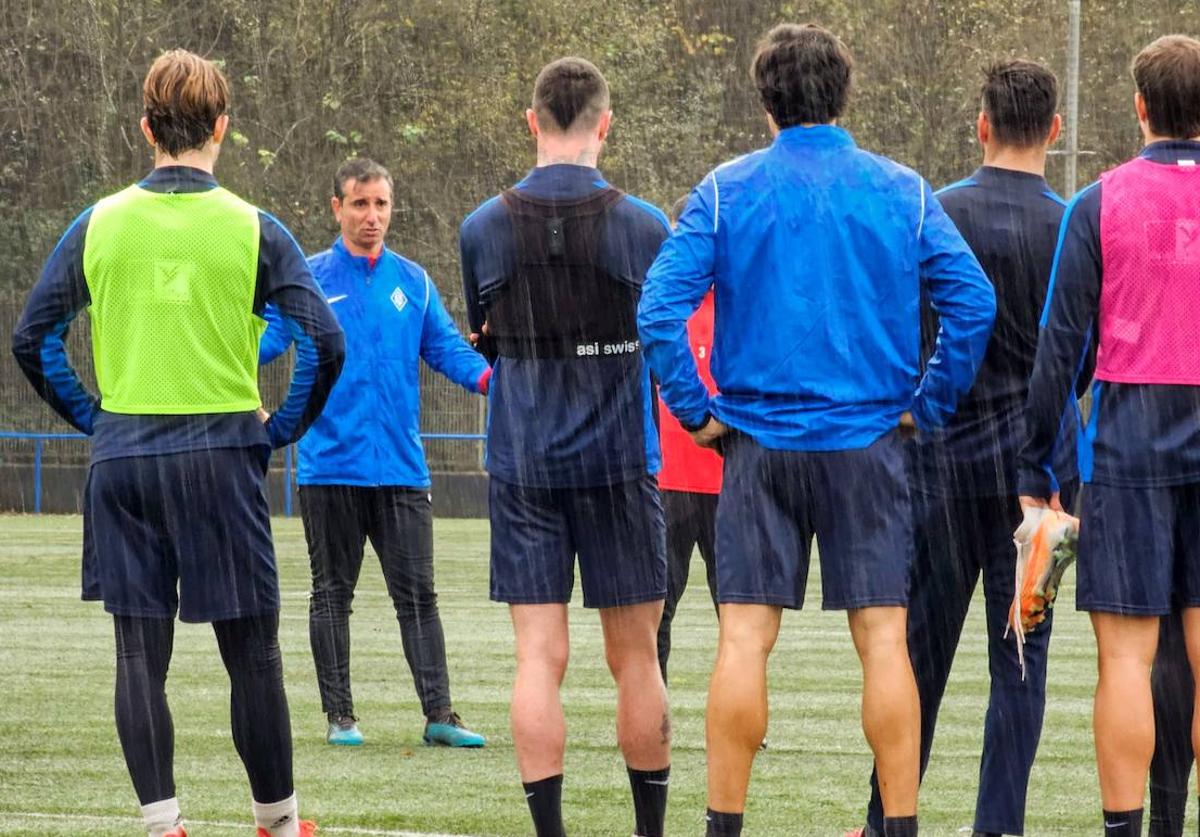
top-left (423, 709), bottom-right (485, 748)
top-left (326, 713), bottom-right (363, 746)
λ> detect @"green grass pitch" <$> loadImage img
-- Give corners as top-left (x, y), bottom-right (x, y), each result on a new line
top-left (0, 514), bottom-right (1179, 835)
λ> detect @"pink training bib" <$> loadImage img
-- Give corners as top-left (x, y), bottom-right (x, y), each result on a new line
top-left (1097, 155), bottom-right (1200, 384)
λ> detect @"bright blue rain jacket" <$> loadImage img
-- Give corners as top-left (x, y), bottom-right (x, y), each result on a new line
top-left (262, 237), bottom-right (489, 487)
top-left (639, 124), bottom-right (996, 451)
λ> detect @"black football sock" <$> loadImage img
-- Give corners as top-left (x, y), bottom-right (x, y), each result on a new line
top-left (523, 774), bottom-right (566, 837)
top-left (1102, 808), bottom-right (1142, 836)
top-left (883, 815), bottom-right (918, 837)
top-left (705, 809), bottom-right (743, 837)
top-left (627, 766), bottom-right (669, 837)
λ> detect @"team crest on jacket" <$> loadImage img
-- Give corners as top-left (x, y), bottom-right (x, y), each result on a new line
top-left (390, 287), bottom-right (408, 313)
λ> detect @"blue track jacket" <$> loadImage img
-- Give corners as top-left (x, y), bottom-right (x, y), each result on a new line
top-left (261, 237), bottom-right (489, 487)
top-left (639, 125), bottom-right (996, 451)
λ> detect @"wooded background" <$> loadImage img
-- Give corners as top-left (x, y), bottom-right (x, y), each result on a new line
top-left (2, 0), bottom-right (1197, 462)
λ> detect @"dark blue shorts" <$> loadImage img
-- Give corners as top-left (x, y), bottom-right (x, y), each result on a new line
top-left (82, 447), bottom-right (279, 623)
top-left (1077, 481), bottom-right (1200, 615)
top-left (488, 475), bottom-right (667, 608)
top-left (715, 430), bottom-right (913, 610)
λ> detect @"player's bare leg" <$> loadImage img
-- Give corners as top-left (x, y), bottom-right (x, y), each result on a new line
top-left (1091, 612), bottom-right (1159, 810)
top-left (510, 603), bottom-right (570, 781)
top-left (601, 600), bottom-right (671, 837)
top-left (600, 600), bottom-right (670, 767)
top-left (848, 606), bottom-right (919, 818)
top-left (706, 603), bottom-right (782, 813)
top-left (1178, 608), bottom-right (1200, 798)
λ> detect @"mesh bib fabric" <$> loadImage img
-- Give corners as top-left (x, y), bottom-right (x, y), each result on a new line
top-left (486, 187), bottom-right (640, 358)
top-left (1097, 156), bottom-right (1200, 385)
top-left (82, 184), bottom-right (264, 414)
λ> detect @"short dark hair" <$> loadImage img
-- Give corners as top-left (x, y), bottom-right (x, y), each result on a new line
top-left (532, 57), bottom-right (610, 133)
top-left (143, 50), bottom-right (229, 157)
top-left (980, 60), bottom-right (1059, 147)
top-left (333, 158), bottom-right (393, 200)
top-left (751, 24), bottom-right (853, 128)
top-left (1132, 35), bottom-right (1200, 139)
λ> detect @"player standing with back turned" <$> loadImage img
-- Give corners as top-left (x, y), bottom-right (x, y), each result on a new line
top-left (857, 59), bottom-right (1080, 837)
top-left (11, 50), bottom-right (344, 837)
top-left (640, 24), bottom-right (996, 837)
top-left (1018, 35), bottom-right (1200, 837)
top-left (460, 58), bottom-right (672, 837)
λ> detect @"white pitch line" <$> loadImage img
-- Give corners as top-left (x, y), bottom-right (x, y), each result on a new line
top-left (1, 811), bottom-right (475, 837)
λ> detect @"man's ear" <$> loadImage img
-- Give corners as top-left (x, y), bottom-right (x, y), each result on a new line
top-left (1134, 91), bottom-right (1150, 127)
top-left (977, 111), bottom-right (990, 147)
top-left (139, 116), bottom-right (156, 149)
top-left (526, 108), bottom-right (540, 139)
top-left (596, 109), bottom-right (613, 142)
top-left (212, 113), bottom-right (230, 145)
top-left (331, 195), bottom-right (342, 224)
top-left (1046, 113), bottom-right (1063, 146)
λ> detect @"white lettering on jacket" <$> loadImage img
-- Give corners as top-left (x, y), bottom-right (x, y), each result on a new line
top-left (575, 340), bottom-right (640, 356)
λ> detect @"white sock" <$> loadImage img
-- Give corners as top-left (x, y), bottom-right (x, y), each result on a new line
top-left (140, 797), bottom-right (182, 837)
top-left (252, 793), bottom-right (300, 837)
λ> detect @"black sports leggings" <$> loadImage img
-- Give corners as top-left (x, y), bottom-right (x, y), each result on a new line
top-left (113, 613), bottom-right (293, 805)
top-left (1148, 610), bottom-right (1194, 837)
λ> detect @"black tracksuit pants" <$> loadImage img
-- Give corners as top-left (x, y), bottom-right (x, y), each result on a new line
top-left (1149, 608), bottom-right (1195, 837)
top-left (300, 485), bottom-right (451, 718)
top-left (657, 490), bottom-right (719, 682)
top-left (867, 489), bottom-right (1072, 836)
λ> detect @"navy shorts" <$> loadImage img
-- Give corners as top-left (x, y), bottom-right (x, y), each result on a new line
top-left (715, 429), bottom-right (913, 610)
top-left (82, 447), bottom-right (279, 623)
top-left (489, 475), bottom-right (667, 608)
top-left (1077, 481), bottom-right (1200, 615)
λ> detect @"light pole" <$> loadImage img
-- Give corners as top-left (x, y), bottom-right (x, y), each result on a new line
top-left (1064, 0), bottom-right (1082, 197)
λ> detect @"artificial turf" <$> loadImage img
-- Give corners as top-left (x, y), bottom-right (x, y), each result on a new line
top-left (0, 513), bottom-right (1178, 835)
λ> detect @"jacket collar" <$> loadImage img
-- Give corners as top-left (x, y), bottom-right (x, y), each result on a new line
top-left (139, 166), bottom-right (218, 194)
top-left (515, 164), bottom-right (609, 200)
top-left (1141, 140), bottom-right (1200, 164)
top-left (331, 235), bottom-right (387, 272)
top-left (971, 165), bottom-right (1049, 187)
top-left (773, 123), bottom-right (856, 150)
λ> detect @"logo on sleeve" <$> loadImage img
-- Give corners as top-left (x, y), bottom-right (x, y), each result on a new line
top-left (390, 287), bottom-right (408, 313)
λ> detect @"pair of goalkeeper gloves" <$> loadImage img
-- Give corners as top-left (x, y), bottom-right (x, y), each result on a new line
top-left (1006, 501), bottom-right (1080, 678)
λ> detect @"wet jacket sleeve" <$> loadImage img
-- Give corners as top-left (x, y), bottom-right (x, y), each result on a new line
top-left (258, 303), bottom-right (294, 365)
top-left (1018, 183), bottom-right (1102, 499)
top-left (637, 175), bottom-right (717, 429)
top-left (911, 179), bottom-right (997, 430)
top-left (254, 213), bottom-right (345, 448)
top-left (419, 271), bottom-right (491, 394)
top-left (458, 214), bottom-right (498, 365)
top-left (10, 209), bottom-right (100, 434)
top-left (460, 226), bottom-right (486, 337)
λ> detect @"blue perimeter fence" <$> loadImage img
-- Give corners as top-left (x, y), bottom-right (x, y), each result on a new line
top-left (0, 430), bottom-right (486, 516)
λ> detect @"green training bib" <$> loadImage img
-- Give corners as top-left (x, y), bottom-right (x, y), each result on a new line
top-left (82, 183), bottom-right (265, 415)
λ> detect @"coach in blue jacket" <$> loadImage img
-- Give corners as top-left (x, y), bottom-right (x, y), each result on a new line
top-left (639, 25), bottom-right (995, 837)
top-left (262, 158), bottom-right (490, 749)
